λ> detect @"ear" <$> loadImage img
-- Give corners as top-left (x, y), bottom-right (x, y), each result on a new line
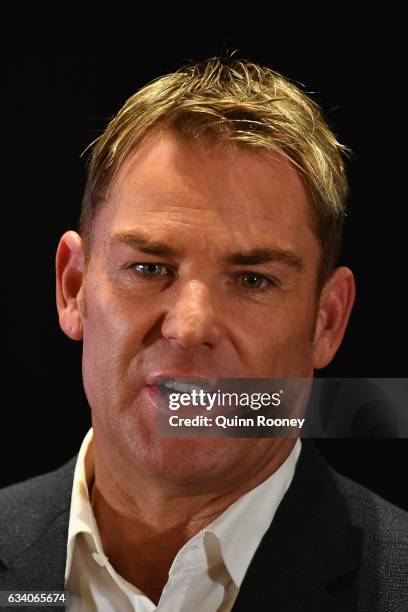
top-left (56, 231), bottom-right (86, 341)
top-left (312, 266), bottom-right (356, 369)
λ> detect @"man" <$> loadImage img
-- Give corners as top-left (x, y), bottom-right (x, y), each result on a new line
top-left (0, 58), bottom-right (407, 611)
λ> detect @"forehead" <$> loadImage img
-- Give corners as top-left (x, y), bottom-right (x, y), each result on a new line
top-left (93, 131), bottom-right (318, 258)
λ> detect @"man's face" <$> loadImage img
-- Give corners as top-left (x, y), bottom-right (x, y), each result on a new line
top-left (75, 131), bottom-right (323, 486)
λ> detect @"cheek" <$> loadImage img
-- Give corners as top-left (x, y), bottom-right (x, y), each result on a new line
top-left (238, 301), bottom-right (317, 376)
top-left (81, 285), bottom-right (149, 404)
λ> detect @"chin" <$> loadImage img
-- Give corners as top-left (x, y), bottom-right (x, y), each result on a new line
top-left (132, 436), bottom-right (252, 486)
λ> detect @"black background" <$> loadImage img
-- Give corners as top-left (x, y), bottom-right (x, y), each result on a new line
top-left (1, 6), bottom-right (407, 509)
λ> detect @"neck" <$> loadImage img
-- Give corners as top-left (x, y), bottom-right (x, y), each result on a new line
top-left (89, 438), bottom-right (296, 603)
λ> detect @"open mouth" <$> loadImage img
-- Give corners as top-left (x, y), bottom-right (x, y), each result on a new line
top-left (157, 383), bottom-right (175, 397)
top-left (156, 378), bottom-right (217, 396)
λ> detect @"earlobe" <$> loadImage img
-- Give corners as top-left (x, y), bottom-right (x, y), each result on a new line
top-left (312, 267), bottom-right (356, 369)
top-left (56, 231), bottom-right (86, 341)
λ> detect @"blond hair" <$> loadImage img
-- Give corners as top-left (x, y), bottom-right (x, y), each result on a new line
top-left (80, 58), bottom-right (350, 285)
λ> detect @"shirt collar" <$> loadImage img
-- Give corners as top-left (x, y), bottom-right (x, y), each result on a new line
top-left (202, 438), bottom-right (301, 587)
top-left (64, 427), bottom-right (96, 582)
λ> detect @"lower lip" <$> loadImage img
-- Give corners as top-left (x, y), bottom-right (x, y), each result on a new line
top-left (145, 385), bottom-right (170, 411)
top-left (138, 386), bottom-right (169, 424)
top-left (146, 385), bottom-right (158, 401)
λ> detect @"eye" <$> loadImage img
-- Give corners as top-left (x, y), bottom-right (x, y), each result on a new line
top-left (132, 263), bottom-right (169, 277)
top-left (239, 273), bottom-right (278, 290)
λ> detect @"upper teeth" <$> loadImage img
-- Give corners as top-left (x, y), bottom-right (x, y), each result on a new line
top-left (162, 379), bottom-right (210, 393)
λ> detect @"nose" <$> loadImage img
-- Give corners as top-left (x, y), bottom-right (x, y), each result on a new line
top-left (161, 280), bottom-right (222, 349)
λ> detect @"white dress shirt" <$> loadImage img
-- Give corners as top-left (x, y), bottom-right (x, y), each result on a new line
top-left (65, 429), bottom-right (301, 611)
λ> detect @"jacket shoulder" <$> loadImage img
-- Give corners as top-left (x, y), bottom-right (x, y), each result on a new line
top-left (0, 457), bottom-right (77, 565)
top-left (332, 470), bottom-right (408, 608)
top-left (0, 457), bottom-right (77, 514)
top-left (333, 470), bottom-right (408, 538)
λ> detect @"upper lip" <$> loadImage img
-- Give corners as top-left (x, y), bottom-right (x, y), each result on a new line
top-left (147, 373), bottom-right (218, 390)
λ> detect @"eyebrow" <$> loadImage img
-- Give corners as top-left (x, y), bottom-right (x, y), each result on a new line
top-left (109, 231), bottom-right (304, 271)
top-left (222, 248), bottom-right (304, 271)
top-left (109, 231), bottom-right (183, 257)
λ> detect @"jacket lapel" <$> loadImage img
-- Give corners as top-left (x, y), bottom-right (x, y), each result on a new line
top-left (0, 510), bottom-right (70, 590)
top-left (232, 440), bottom-right (357, 611)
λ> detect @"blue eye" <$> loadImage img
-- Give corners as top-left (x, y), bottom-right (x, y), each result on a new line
top-left (133, 263), bottom-right (169, 277)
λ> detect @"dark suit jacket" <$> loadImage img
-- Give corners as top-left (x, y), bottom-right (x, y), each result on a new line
top-left (0, 441), bottom-right (407, 611)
